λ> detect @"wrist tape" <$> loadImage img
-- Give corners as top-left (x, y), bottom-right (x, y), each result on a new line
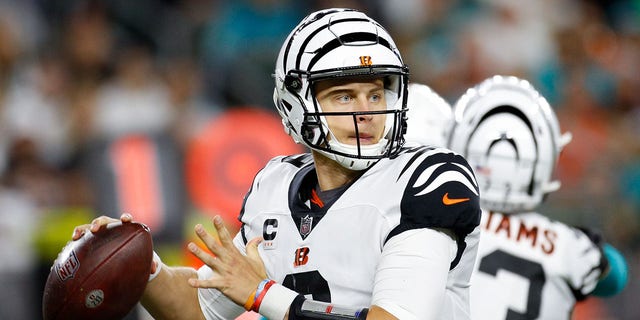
top-left (288, 295), bottom-right (369, 320)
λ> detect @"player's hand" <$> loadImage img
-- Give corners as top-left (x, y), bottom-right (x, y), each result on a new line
top-left (71, 213), bottom-right (133, 240)
top-left (187, 215), bottom-right (267, 306)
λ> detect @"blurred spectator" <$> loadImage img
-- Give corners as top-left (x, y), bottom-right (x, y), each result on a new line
top-left (0, 1), bottom-right (59, 170)
top-left (59, 0), bottom-right (114, 87)
top-left (89, 43), bottom-right (176, 139)
top-left (0, 186), bottom-right (39, 320)
top-left (161, 56), bottom-right (223, 145)
top-left (0, 1), bottom-right (45, 61)
top-left (466, 0), bottom-right (556, 77)
top-left (1, 54), bottom-right (74, 167)
top-left (0, 139), bottom-right (67, 320)
top-left (199, 0), bottom-right (306, 109)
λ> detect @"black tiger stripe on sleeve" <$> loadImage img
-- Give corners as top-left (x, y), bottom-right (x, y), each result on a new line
top-left (388, 151), bottom-right (481, 268)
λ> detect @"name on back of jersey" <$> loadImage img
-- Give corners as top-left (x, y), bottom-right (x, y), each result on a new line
top-left (482, 211), bottom-right (557, 255)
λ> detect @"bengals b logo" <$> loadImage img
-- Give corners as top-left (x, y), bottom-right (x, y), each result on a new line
top-left (294, 247), bottom-right (310, 267)
top-left (359, 56), bottom-right (372, 66)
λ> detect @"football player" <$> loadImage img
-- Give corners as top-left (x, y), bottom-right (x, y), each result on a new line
top-left (447, 75), bottom-right (628, 319)
top-left (74, 8), bottom-right (481, 320)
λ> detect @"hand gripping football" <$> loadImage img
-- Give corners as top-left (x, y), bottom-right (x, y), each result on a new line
top-left (42, 221), bottom-right (153, 320)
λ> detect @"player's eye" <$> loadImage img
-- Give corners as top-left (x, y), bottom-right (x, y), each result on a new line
top-left (336, 94), bottom-right (352, 103)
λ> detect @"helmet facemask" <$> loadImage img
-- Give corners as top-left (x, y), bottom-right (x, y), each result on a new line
top-left (300, 71), bottom-right (407, 170)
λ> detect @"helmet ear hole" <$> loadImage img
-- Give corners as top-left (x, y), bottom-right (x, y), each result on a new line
top-left (302, 122), bottom-right (325, 145)
top-left (302, 125), bottom-right (315, 141)
top-left (285, 74), bottom-right (303, 93)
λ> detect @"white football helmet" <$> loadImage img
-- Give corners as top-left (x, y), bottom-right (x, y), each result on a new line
top-left (448, 75), bottom-right (572, 212)
top-left (404, 83), bottom-right (453, 147)
top-left (273, 8), bottom-right (409, 171)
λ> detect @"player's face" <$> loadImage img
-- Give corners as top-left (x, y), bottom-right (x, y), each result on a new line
top-left (314, 77), bottom-right (387, 146)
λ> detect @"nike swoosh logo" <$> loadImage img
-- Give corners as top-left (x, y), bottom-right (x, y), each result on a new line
top-left (442, 192), bottom-right (470, 205)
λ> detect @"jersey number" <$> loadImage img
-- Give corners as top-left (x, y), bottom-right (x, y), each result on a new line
top-left (478, 250), bottom-right (545, 320)
top-left (283, 270), bottom-right (331, 302)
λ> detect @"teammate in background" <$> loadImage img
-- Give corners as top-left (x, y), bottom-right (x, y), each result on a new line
top-left (404, 83), bottom-right (454, 148)
top-left (447, 75), bottom-right (628, 319)
top-left (73, 8), bottom-right (481, 320)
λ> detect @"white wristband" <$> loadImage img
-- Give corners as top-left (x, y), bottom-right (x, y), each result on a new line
top-left (258, 283), bottom-right (298, 320)
top-left (148, 251), bottom-right (163, 282)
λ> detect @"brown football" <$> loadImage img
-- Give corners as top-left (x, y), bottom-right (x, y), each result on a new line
top-left (42, 221), bottom-right (153, 320)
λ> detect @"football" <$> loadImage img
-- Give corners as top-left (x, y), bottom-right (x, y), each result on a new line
top-left (42, 221), bottom-right (153, 320)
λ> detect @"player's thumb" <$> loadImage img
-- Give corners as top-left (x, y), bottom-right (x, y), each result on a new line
top-left (246, 237), bottom-right (263, 258)
top-left (246, 237), bottom-right (266, 277)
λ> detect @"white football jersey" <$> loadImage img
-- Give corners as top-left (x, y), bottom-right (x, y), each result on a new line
top-left (470, 210), bottom-right (606, 320)
top-left (200, 146), bottom-right (481, 319)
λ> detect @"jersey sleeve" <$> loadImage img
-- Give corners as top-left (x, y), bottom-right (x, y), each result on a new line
top-left (389, 150), bottom-right (481, 268)
top-left (372, 228), bottom-right (458, 319)
top-left (563, 226), bottom-right (608, 300)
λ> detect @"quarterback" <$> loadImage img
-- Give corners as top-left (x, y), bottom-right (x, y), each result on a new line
top-left (73, 8), bottom-right (481, 320)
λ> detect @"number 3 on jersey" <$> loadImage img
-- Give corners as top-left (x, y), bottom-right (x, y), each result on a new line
top-left (283, 270), bottom-right (331, 302)
top-left (286, 247), bottom-right (331, 302)
top-left (478, 249), bottom-right (545, 319)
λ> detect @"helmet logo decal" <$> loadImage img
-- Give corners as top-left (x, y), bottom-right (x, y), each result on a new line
top-left (359, 56), bottom-right (372, 66)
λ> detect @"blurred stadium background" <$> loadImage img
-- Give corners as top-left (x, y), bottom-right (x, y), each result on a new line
top-left (0, 0), bottom-right (638, 319)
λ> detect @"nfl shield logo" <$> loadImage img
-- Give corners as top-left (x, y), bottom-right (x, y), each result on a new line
top-left (300, 215), bottom-right (313, 237)
top-left (55, 250), bottom-right (80, 281)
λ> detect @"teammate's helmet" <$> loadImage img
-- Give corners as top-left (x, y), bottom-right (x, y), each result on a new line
top-left (273, 8), bottom-right (409, 170)
top-left (404, 83), bottom-right (453, 147)
top-left (448, 75), bottom-right (572, 212)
